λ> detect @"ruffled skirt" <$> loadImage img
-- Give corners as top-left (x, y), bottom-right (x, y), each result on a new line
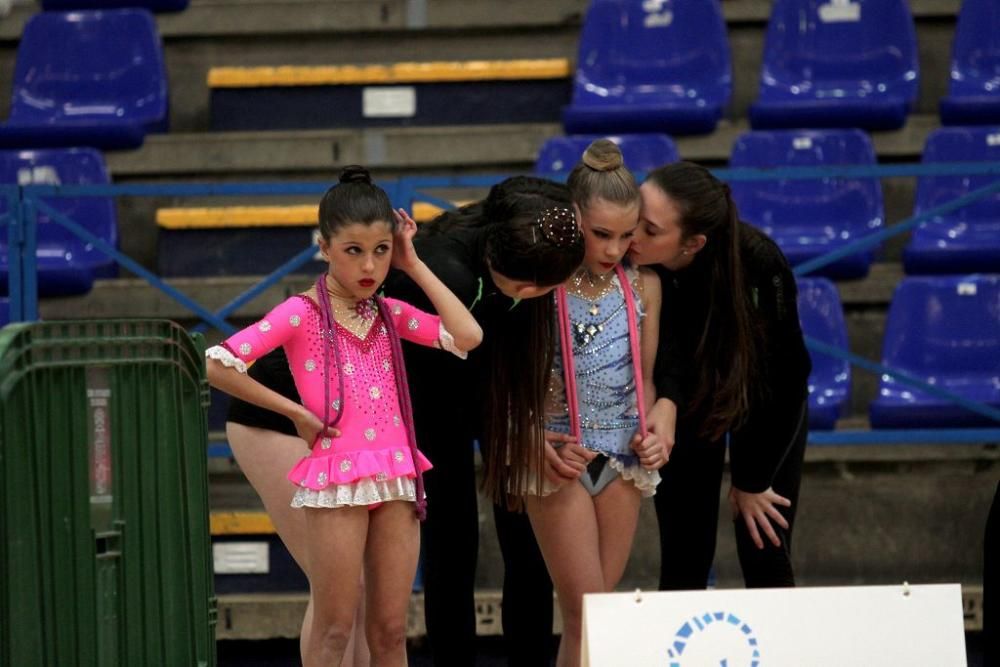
top-left (288, 446), bottom-right (432, 508)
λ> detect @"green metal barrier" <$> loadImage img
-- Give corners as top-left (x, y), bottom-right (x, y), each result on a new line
top-left (0, 320), bottom-right (216, 666)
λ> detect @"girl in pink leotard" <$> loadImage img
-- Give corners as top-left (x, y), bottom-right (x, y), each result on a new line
top-left (206, 165), bottom-right (482, 667)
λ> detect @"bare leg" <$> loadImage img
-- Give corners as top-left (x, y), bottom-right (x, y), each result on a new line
top-left (526, 478), bottom-right (642, 667)
top-left (526, 483), bottom-right (604, 667)
top-left (226, 424), bottom-right (370, 666)
top-left (363, 501), bottom-right (420, 667)
top-left (303, 506), bottom-right (369, 667)
top-left (593, 478), bottom-right (641, 590)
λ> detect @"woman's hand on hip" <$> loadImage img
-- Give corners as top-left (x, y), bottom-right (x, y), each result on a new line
top-left (728, 486), bottom-right (792, 549)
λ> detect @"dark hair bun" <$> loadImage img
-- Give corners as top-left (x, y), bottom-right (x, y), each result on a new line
top-left (339, 165), bottom-right (372, 185)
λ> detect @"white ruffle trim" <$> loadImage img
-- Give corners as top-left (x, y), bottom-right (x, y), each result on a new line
top-left (438, 323), bottom-right (467, 359)
top-left (607, 457), bottom-right (660, 498)
top-left (291, 474), bottom-right (420, 508)
top-left (205, 345), bottom-right (247, 373)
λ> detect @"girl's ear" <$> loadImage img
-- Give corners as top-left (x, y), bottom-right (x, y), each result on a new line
top-left (318, 235), bottom-right (331, 262)
top-left (572, 202), bottom-right (584, 230)
top-left (683, 234), bottom-right (707, 256)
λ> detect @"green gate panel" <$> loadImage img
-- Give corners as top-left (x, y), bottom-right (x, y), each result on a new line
top-left (0, 320), bottom-right (216, 667)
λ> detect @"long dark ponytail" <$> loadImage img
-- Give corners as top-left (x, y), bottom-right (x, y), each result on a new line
top-left (645, 161), bottom-right (761, 441)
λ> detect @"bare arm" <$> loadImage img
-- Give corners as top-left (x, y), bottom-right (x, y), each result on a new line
top-left (392, 208), bottom-right (483, 352)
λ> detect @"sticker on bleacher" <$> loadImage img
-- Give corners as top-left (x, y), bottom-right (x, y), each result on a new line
top-left (793, 137), bottom-right (814, 150)
top-left (957, 282), bottom-right (977, 296)
top-left (17, 166), bottom-right (61, 186)
top-left (213, 542), bottom-right (270, 574)
top-left (363, 86), bottom-right (417, 118)
top-left (642, 0), bottom-right (672, 28)
top-left (987, 133), bottom-right (1000, 147)
top-left (818, 0), bottom-right (861, 23)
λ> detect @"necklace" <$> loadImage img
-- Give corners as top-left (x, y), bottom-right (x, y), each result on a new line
top-left (570, 297), bottom-right (625, 348)
top-left (324, 278), bottom-right (378, 338)
top-left (567, 267), bottom-right (616, 316)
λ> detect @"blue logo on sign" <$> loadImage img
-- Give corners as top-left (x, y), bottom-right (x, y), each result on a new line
top-left (668, 611), bottom-right (760, 666)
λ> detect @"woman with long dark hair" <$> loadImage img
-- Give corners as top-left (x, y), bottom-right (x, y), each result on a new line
top-left (628, 161), bottom-right (811, 590)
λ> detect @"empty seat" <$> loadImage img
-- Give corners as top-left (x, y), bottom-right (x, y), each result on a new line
top-left (562, 0), bottom-right (731, 136)
top-left (0, 148), bottom-right (118, 296)
top-left (0, 10), bottom-right (168, 150)
top-left (535, 134), bottom-right (680, 173)
top-left (797, 277), bottom-right (850, 430)
top-left (729, 129), bottom-right (884, 279)
top-left (869, 275), bottom-right (1000, 428)
top-left (750, 0), bottom-right (919, 131)
top-left (0, 297), bottom-right (8, 327)
top-left (42, 0), bottom-right (188, 11)
top-left (939, 0), bottom-right (1000, 125)
top-left (904, 127), bottom-right (1000, 274)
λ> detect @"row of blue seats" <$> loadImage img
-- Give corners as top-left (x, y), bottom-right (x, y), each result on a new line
top-left (538, 126), bottom-right (1000, 278)
top-left (3, 0), bottom-right (999, 152)
top-left (800, 274), bottom-right (999, 431)
top-left (191, 273), bottom-right (999, 434)
top-left (2, 124), bottom-right (998, 296)
top-left (565, 0), bottom-right (999, 135)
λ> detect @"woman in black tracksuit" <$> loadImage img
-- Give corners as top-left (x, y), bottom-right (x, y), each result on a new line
top-left (628, 161), bottom-right (811, 589)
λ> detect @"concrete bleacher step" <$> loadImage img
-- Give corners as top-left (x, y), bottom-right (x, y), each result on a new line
top-left (215, 586), bottom-right (984, 641)
top-left (102, 115), bottom-right (944, 179)
top-left (36, 263), bottom-right (909, 323)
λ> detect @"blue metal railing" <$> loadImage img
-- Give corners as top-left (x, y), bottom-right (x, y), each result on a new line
top-left (4, 163), bottom-right (1000, 447)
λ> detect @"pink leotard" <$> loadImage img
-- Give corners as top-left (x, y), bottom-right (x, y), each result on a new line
top-left (208, 294), bottom-right (459, 507)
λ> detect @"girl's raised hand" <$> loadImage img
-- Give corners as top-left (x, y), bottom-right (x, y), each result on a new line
top-left (391, 207), bottom-right (421, 272)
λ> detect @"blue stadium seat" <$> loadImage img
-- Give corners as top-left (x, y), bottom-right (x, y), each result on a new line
top-left (797, 277), bottom-right (850, 430)
top-left (562, 0), bottom-right (731, 136)
top-left (0, 297), bottom-right (8, 327)
top-left (869, 275), bottom-right (1000, 428)
top-left (939, 0), bottom-right (1000, 125)
top-left (729, 129), bottom-right (884, 279)
top-left (0, 148), bottom-right (118, 296)
top-left (750, 0), bottom-right (919, 131)
top-left (0, 10), bottom-right (168, 150)
top-left (43, 0), bottom-right (188, 11)
top-left (534, 134), bottom-right (680, 173)
top-left (903, 126), bottom-right (1000, 275)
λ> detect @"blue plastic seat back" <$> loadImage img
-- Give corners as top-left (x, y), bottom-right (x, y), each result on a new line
top-left (0, 148), bottom-right (118, 292)
top-left (9, 10), bottom-right (168, 133)
top-left (873, 275), bottom-right (1000, 426)
top-left (0, 297), bottom-right (8, 327)
top-left (535, 134), bottom-right (680, 173)
top-left (915, 127), bottom-right (1000, 227)
top-left (948, 0), bottom-right (1000, 100)
top-left (796, 277), bottom-right (850, 429)
top-left (572, 0), bottom-right (731, 109)
top-left (754, 0), bottom-right (918, 127)
top-left (904, 126), bottom-right (1000, 273)
top-left (729, 129), bottom-right (884, 277)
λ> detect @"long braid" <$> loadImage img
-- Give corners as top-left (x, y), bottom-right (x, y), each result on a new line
top-left (375, 295), bottom-right (427, 521)
top-left (315, 274), bottom-right (347, 431)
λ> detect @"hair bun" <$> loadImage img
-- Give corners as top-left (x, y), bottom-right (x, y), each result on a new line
top-left (339, 165), bottom-right (372, 185)
top-left (582, 139), bottom-right (624, 172)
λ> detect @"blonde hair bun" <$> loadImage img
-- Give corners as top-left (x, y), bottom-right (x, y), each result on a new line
top-left (582, 138), bottom-right (624, 172)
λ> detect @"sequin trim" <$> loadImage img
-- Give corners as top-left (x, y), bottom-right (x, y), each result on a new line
top-left (304, 359), bottom-right (316, 372)
top-left (407, 317), bottom-right (419, 331)
top-left (365, 428), bottom-right (377, 441)
top-left (289, 314), bottom-right (302, 327)
top-left (258, 320), bottom-right (272, 333)
top-left (437, 323), bottom-right (468, 360)
top-left (205, 345), bottom-right (248, 374)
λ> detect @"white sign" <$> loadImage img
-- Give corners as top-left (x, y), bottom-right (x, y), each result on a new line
top-left (581, 584), bottom-right (965, 666)
top-left (213, 542), bottom-right (270, 574)
top-left (818, 0), bottom-right (861, 23)
top-left (362, 86), bottom-right (417, 118)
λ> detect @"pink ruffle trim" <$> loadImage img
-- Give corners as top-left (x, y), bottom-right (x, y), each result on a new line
top-left (287, 446), bottom-right (432, 491)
